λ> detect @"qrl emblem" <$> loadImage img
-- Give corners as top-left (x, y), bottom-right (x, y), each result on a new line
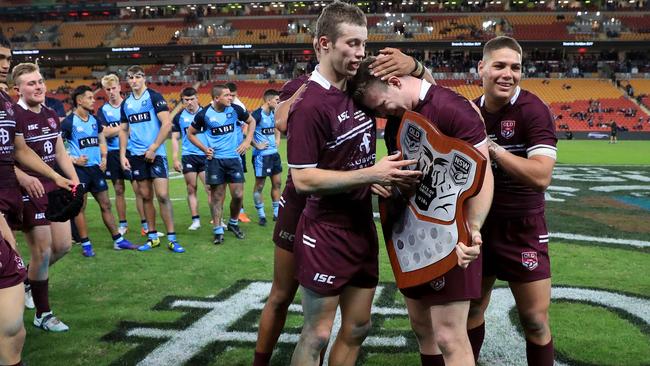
top-left (501, 120), bottom-right (516, 139)
top-left (48, 118), bottom-right (58, 129)
top-left (521, 251), bottom-right (538, 271)
top-left (5, 102), bottom-right (13, 116)
top-left (404, 124), bottom-right (422, 154)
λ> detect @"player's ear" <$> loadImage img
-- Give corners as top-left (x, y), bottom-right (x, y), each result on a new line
top-left (387, 76), bottom-right (401, 89)
top-left (318, 35), bottom-right (330, 51)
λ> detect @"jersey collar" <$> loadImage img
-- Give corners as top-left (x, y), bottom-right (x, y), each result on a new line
top-left (309, 67), bottom-right (331, 90)
top-left (479, 86), bottom-right (521, 107)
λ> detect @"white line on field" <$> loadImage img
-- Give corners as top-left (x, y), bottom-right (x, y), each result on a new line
top-left (550, 232), bottom-right (650, 248)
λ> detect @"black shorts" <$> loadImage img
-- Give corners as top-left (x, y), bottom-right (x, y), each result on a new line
top-left (127, 152), bottom-right (169, 181)
top-left (76, 165), bottom-right (109, 193)
top-left (182, 154), bottom-right (207, 174)
top-left (240, 153), bottom-right (247, 173)
top-left (206, 158), bottom-right (245, 186)
top-left (253, 152), bottom-right (283, 178)
top-left (105, 150), bottom-right (131, 181)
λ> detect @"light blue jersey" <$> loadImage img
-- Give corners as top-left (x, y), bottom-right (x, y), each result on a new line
top-left (251, 107), bottom-right (277, 156)
top-left (120, 88), bottom-right (169, 156)
top-left (96, 102), bottom-right (121, 151)
top-left (61, 113), bottom-right (103, 167)
top-left (172, 107), bottom-right (207, 156)
top-left (192, 104), bottom-right (249, 159)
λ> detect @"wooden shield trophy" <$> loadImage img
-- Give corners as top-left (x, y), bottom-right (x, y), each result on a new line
top-left (380, 110), bottom-right (487, 289)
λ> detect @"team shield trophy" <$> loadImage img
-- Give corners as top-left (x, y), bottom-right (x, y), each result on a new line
top-left (380, 111), bottom-right (487, 289)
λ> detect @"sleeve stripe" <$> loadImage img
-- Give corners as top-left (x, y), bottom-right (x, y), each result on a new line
top-left (527, 144), bottom-right (557, 153)
top-left (473, 137), bottom-right (488, 149)
top-left (528, 147), bottom-right (557, 160)
top-left (287, 163), bottom-right (318, 169)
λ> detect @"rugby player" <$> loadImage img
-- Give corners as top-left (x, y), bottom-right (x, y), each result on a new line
top-left (467, 36), bottom-right (557, 366)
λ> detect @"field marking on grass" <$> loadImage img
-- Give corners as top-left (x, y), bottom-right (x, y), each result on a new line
top-left (590, 185), bottom-right (650, 192)
top-left (550, 232), bottom-right (650, 248)
top-left (113, 281), bottom-right (650, 366)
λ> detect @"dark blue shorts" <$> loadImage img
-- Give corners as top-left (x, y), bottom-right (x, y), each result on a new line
top-left (253, 152), bottom-right (283, 178)
top-left (240, 153), bottom-right (247, 173)
top-left (206, 158), bottom-right (245, 185)
top-left (182, 154), bottom-right (207, 174)
top-left (76, 165), bottom-right (109, 193)
top-left (127, 152), bottom-right (169, 181)
top-left (104, 150), bottom-right (131, 181)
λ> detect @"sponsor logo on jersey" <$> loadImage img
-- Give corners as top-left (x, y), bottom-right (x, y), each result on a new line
top-left (521, 251), bottom-right (538, 270)
top-left (210, 124), bottom-right (235, 136)
top-left (43, 140), bottom-right (53, 154)
top-left (337, 110), bottom-right (350, 123)
top-left (128, 112), bottom-right (151, 124)
top-left (28, 123), bottom-right (39, 131)
top-left (501, 120), bottom-right (516, 139)
top-left (79, 137), bottom-right (99, 148)
top-left (0, 128), bottom-right (9, 145)
top-left (261, 127), bottom-right (275, 135)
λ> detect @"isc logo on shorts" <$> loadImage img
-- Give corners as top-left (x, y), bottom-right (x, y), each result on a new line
top-left (35, 213), bottom-right (45, 220)
top-left (313, 273), bottom-right (335, 284)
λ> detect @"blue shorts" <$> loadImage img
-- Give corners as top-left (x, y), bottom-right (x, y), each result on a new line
top-left (206, 158), bottom-right (245, 186)
top-left (182, 154), bottom-right (207, 174)
top-left (240, 153), bottom-right (247, 173)
top-left (76, 165), bottom-right (109, 193)
top-left (253, 152), bottom-right (282, 178)
top-left (105, 150), bottom-right (131, 181)
top-left (127, 152), bottom-right (168, 181)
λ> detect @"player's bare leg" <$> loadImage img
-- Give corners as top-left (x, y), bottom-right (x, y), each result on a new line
top-left (291, 287), bottom-right (338, 366)
top-left (270, 173), bottom-right (282, 215)
top-left (137, 179), bottom-right (156, 233)
top-left (431, 301), bottom-right (474, 366)
top-left (0, 283), bottom-right (25, 365)
top-left (0, 214), bottom-right (16, 248)
top-left (510, 279), bottom-right (553, 366)
top-left (228, 182), bottom-right (244, 221)
top-left (130, 180), bottom-right (148, 234)
top-left (153, 178), bottom-right (175, 234)
top-left (467, 275), bottom-right (497, 361)
top-left (255, 246), bottom-right (299, 354)
top-left (49, 221), bottom-right (72, 265)
top-left (327, 286), bottom-right (375, 366)
top-left (183, 171), bottom-right (200, 219)
top-left (113, 179), bottom-right (127, 226)
top-left (253, 177), bottom-right (267, 224)
top-left (197, 171), bottom-right (215, 219)
top-left (404, 297), bottom-right (442, 363)
top-left (210, 184), bottom-right (226, 231)
top-left (93, 190), bottom-right (120, 234)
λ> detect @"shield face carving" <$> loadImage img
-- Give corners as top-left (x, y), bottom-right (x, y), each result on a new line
top-left (380, 111), bottom-right (487, 289)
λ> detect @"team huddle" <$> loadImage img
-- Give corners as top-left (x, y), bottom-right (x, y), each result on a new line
top-left (0, 2), bottom-right (558, 366)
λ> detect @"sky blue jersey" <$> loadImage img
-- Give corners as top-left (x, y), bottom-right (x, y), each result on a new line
top-left (172, 107), bottom-right (207, 156)
top-left (120, 88), bottom-right (169, 156)
top-left (251, 107), bottom-right (277, 156)
top-left (61, 112), bottom-right (103, 166)
top-left (192, 103), bottom-right (249, 159)
top-left (96, 102), bottom-right (121, 151)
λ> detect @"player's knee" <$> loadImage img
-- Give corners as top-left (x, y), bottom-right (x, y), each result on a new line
top-left (52, 240), bottom-right (72, 257)
top-left (156, 194), bottom-right (170, 206)
top-left (114, 184), bottom-right (125, 196)
top-left (99, 199), bottom-right (112, 212)
top-left (267, 289), bottom-right (294, 310)
top-left (1, 317), bottom-right (25, 340)
top-left (186, 184), bottom-right (197, 195)
top-left (519, 310), bottom-right (548, 336)
top-left (342, 318), bottom-right (372, 343)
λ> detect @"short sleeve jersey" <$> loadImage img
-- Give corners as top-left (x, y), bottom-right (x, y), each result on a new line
top-left (120, 88), bottom-right (169, 156)
top-left (192, 103), bottom-right (250, 159)
top-left (287, 70), bottom-right (376, 228)
top-left (232, 97), bottom-right (247, 144)
top-left (279, 74), bottom-right (310, 102)
top-left (61, 113), bottom-right (103, 166)
top-left (96, 102), bottom-right (122, 151)
top-left (172, 107), bottom-right (206, 156)
top-left (474, 87), bottom-right (557, 216)
top-left (14, 100), bottom-right (60, 181)
top-left (0, 91), bottom-right (17, 185)
top-left (414, 82), bottom-right (487, 147)
top-left (251, 107), bottom-right (277, 156)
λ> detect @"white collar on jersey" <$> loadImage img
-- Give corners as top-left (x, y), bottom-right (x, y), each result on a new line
top-left (479, 86), bottom-right (521, 107)
top-left (309, 67), bottom-right (331, 90)
top-left (419, 79), bottom-right (433, 101)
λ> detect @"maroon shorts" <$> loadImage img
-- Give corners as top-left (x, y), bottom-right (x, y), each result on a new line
top-left (481, 213), bottom-right (551, 282)
top-left (0, 235), bottom-right (27, 289)
top-left (400, 251), bottom-right (482, 305)
top-left (272, 184), bottom-right (307, 252)
top-left (21, 180), bottom-right (58, 230)
top-left (0, 187), bottom-right (23, 230)
top-left (294, 215), bottom-right (379, 296)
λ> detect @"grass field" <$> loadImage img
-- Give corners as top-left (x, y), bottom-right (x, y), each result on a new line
top-left (19, 139), bottom-right (650, 366)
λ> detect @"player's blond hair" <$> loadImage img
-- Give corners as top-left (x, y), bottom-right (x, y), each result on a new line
top-left (101, 74), bottom-right (120, 87)
top-left (11, 62), bottom-right (39, 86)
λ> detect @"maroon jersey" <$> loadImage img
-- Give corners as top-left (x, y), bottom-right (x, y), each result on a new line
top-left (474, 88), bottom-right (557, 217)
top-left (0, 91), bottom-right (17, 185)
top-left (287, 70), bottom-right (376, 228)
top-left (279, 74), bottom-right (309, 102)
top-left (14, 100), bottom-right (60, 181)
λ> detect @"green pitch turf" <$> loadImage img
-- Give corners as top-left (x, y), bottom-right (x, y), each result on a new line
top-left (19, 139), bottom-right (650, 365)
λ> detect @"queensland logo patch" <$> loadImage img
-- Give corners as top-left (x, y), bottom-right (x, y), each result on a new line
top-left (521, 251), bottom-right (538, 270)
top-left (501, 120), bottom-right (516, 139)
top-left (429, 277), bottom-right (445, 291)
top-left (47, 117), bottom-right (58, 129)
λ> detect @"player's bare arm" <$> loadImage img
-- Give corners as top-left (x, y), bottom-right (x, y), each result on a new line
top-left (291, 152), bottom-right (421, 195)
top-left (456, 142), bottom-right (494, 268)
top-left (275, 83), bottom-right (307, 134)
top-left (171, 131), bottom-right (182, 172)
top-left (14, 134), bottom-right (73, 190)
top-left (118, 121), bottom-right (130, 170)
top-left (237, 115), bottom-right (256, 155)
top-left (102, 124), bottom-right (121, 138)
top-left (369, 47), bottom-right (436, 85)
top-left (99, 133), bottom-right (108, 172)
top-left (187, 125), bottom-right (212, 159)
top-left (145, 110), bottom-right (172, 162)
top-left (488, 141), bottom-right (555, 192)
top-left (54, 136), bottom-right (80, 184)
